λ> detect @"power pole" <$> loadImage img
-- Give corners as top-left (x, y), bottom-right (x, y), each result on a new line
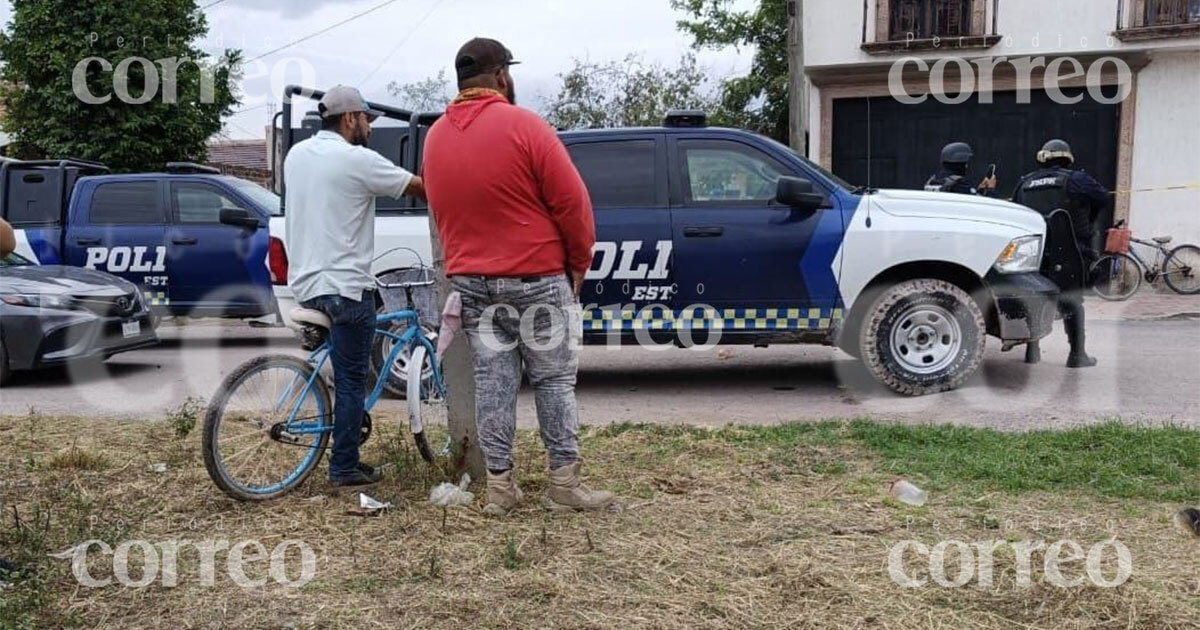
top-left (787, 0), bottom-right (809, 156)
top-left (427, 210), bottom-right (485, 481)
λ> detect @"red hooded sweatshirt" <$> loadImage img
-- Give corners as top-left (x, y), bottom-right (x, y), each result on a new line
top-left (422, 92), bottom-right (595, 280)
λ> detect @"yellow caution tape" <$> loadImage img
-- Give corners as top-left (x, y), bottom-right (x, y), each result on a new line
top-left (1112, 182), bottom-right (1200, 195)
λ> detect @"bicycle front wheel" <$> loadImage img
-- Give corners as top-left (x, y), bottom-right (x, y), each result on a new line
top-left (1091, 253), bottom-right (1141, 301)
top-left (407, 344), bottom-right (450, 464)
top-left (1163, 245), bottom-right (1200, 295)
top-left (202, 354), bottom-right (332, 501)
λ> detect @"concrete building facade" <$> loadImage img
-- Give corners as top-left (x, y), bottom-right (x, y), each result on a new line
top-left (804, 0), bottom-right (1200, 244)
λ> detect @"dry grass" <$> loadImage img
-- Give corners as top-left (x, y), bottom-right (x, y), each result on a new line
top-left (46, 445), bottom-right (109, 473)
top-left (0, 411), bottom-right (1197, 629)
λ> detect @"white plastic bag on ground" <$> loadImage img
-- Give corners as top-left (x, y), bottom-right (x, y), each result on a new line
top-left (888, 478), bottom-right (927, 506)
top-left (430, 473), bottom-right (474, 508)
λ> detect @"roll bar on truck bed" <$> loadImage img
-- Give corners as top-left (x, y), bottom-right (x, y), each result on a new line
top-left (276, 85), bottom-right (443, 212)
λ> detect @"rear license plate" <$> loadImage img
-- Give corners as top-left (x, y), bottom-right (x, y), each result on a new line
top-left (122, 320), bottom-right (141, 338)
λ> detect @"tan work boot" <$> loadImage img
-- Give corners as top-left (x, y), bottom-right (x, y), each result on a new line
top-left (543, 461), bottom-right (614, 511)
top-left (483, 469), bottom-right (524, 516)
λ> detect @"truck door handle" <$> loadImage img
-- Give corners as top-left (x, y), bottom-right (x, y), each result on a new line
top-left (172, 237), bottom-right (198, 245)
top-left (76, 237), bottom-right (101, 245)
top-left (683, 226), bottom-right (724, 238)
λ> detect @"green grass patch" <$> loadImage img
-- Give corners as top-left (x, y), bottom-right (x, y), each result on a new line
top-left (594, 419), bottom-right (1200, 503)
top-left (844, 420), bottom-right (1200, 502)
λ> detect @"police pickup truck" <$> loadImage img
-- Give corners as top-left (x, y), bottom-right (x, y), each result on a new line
top-left (269, 93), bottom-right (1057, 395)
top-left (1, 159), bottom-right (279, 319)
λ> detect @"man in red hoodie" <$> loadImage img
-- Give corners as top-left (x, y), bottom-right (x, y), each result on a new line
top-left (423, 38), bottom-right (611, 515)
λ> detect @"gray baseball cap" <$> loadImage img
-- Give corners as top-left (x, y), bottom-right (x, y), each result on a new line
top-left (318, 85), bottom-right (384, 121)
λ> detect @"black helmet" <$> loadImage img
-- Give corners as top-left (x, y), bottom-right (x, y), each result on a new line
top-left (1037, 139), bottom-right (1074, 165)
top-left (940, 142), bottom-right (973, 165)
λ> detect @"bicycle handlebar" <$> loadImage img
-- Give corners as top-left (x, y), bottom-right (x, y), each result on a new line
top-left (376, 278), bottom-right (435, 290)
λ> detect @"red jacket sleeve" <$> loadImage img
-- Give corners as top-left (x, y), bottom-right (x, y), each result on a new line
top-left (526, 116), bottom-right (595, 280)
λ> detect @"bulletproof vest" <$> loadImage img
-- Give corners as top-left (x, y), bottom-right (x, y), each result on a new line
top-left (924, 173), bottom-right (972, 194)
top-left (1018, 168), bottom-right (1090, 244)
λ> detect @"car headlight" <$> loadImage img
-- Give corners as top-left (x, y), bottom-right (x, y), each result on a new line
top-left (0, 294), bottom-right (76, 310)
top-left (993, 235), bottom-right (1043, 274)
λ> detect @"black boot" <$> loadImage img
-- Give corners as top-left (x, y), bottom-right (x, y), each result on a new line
top-left (1063, 300), bottom-right (1097, 368)
top-left (1067, 353), bottom-right (1097, 368)
top-left (1024, 341), bottom-right (1041, 364)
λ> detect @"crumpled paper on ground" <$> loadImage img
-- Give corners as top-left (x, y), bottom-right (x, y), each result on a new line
top-left (344, 493), bottom-right (392, 517)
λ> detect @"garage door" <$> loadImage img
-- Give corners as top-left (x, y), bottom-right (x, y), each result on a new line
top-left (831, 87), bottom-right (1119, 207)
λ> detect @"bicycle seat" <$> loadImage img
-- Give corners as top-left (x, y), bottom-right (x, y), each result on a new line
top-left (290, 307), bottom-right (331, 330)
top-left (1153, 236), bottom-right (1173, 245)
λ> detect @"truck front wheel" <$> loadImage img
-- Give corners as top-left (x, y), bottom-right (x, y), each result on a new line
top-left (859, 279), bottom-right (985, 396)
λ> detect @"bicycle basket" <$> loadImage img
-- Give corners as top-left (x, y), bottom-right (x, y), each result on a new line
top-left (1104, 227), bottom-right (1132, 254)
top-left (377, 266), bottom-right (439, 327)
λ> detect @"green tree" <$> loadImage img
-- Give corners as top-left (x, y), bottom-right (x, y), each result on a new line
top-left (0, 0), bottom-right (241, 171)
top-left (542, 53), bottom-right (717, 130)
top-left (387, 69), bottom-right (452, 113)
top-left (671, 0), bottom-right (788, 142)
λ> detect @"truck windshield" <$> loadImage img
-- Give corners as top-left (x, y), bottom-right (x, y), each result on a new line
top-left (760, 137), bottom-right (855, 191)
top-left (226, 178), bottom-right (282, 216)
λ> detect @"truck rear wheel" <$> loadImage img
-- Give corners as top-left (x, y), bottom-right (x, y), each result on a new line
top-left (859, 279), bottom-right (984, 396)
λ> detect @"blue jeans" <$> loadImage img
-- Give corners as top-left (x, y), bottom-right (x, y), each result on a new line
top-left (302, 292), bottom-right (376, 480)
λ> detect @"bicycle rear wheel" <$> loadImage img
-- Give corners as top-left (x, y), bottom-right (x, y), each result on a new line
top-left (203, 354), bottom-right (332, 501)
top-left (407, 345), bottom-right (450, 464)
top-left (1163, 245), bottom-right (1200, 295)
top-left (1091, 253), bottom-right (1141, 301)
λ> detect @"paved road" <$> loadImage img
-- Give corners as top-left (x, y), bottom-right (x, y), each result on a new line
top-left (2, 313), bottom-right (1196, 429)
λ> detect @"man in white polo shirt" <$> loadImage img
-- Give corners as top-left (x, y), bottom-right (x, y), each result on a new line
top-left (284, 85), bottom-right (425, 487)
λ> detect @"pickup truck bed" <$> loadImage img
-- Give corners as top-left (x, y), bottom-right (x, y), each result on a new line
top-left (2, 160), bottom-right (280, 319)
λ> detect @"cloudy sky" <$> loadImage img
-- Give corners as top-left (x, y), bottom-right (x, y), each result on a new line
top-left (0, 0), bottom-right (756, 139)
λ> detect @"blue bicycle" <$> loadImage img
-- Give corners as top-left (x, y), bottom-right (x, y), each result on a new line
top-left (202, 267), bottom-right (449, 501)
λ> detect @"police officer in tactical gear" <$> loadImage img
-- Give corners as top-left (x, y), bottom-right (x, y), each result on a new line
top-left (1013, 139), bottom-right (1109, 368)
top-left (925, 142), bottom-right (997, 196)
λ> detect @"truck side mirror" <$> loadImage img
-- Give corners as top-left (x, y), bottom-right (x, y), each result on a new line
top-left (776, 176), bottom-right (827, 211)
top-left (219, 207), bottom-right (262, 229)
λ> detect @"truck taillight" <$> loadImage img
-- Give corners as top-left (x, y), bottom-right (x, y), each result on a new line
top-left (268, 237), bottom-right (289, 286)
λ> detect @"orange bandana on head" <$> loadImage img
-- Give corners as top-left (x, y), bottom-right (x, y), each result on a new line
top-left (452, 87), bottom-right (507, 105)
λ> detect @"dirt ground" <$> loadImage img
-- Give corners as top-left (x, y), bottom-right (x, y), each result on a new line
top-left (1, 413), bottom-right (1197, 629)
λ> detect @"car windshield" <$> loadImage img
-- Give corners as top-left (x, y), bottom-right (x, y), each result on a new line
top-left (1, 252), bottom-right (32, 266)
top-left (226, 178), bottom-right (282, 216)
top-left (760, 137), bottom-right (856, 191)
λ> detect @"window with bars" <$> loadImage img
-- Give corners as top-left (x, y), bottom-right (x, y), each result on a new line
top-left (890, 0), bottom-right (972, 39)
top-left (1144, 0), bottom-right (1200, 25)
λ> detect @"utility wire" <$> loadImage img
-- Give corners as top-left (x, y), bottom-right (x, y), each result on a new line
top-left (358, 0), bottom-right (450, 85)
top-left (230, 102), bottom-right (272, 115)
top-left (201, 0), bottom-right (230, 9)
top-left (244, 0), bottom-right (403, 64)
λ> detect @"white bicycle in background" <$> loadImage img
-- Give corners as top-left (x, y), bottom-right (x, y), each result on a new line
top-left (1091, 221), bottom-right (1200, 301)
